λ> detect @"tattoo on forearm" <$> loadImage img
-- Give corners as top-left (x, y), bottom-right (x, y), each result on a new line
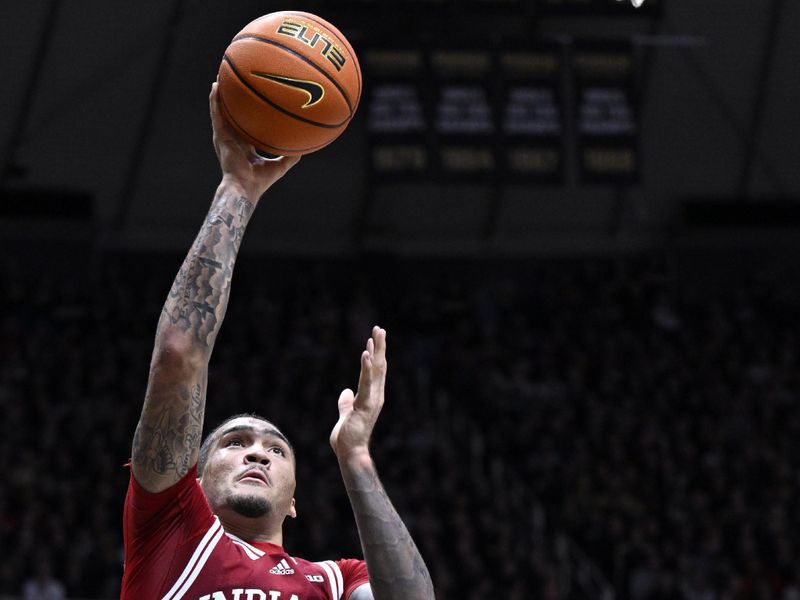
top-left (133, 383), bottom-right (205, 482)
top-left (134, 190), bottom-right (249, 486)
top-left (161, 193), bottom-right (254, 347)
top-left (345, 468), bottom-right (435, 599)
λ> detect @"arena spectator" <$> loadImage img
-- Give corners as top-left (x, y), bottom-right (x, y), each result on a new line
top-left (1, 251), bottom-right (797, 599)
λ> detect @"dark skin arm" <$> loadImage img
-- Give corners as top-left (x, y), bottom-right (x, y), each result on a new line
top-left (131, 83), bottom-right (300, 493)
top-left (331, 328), bottom-right (435, 600)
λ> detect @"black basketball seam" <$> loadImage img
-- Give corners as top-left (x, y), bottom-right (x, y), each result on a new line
top-left (281, 12), bottom-right (362, 105)
top-left (230, 35), bottom-right (355, 116)
top-left (218, 87), bottom-right (337, 153)
top-left (286, 12), bottom-right (361, 104)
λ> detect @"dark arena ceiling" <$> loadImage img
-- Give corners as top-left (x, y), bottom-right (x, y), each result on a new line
top-left (1, 0), bottom-right (799, 258)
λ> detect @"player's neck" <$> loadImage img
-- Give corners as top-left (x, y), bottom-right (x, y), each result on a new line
top-left (218, 513), bottom-right (284, 546)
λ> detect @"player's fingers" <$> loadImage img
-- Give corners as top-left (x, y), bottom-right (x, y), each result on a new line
top-left (372, 326), bottom-right (387, 365)
top-left (356, 348), bottom-right (372, 390)
top-left (284, 154), bottom-right (302, 166)
top-left (251, 152), bottom-right (301, 178)
top-left (210, 83), bottom-right (241, 147)
top-left (209, 82), bottom-right (226, 126)
top-left (370, 327), bottom-right (387, 405)
top-left (209, 82), bottom-right (220, 123)
top-left (277, 154), bottom-right (302, 173)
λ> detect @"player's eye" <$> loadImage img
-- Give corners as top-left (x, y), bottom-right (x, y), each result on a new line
top-left (270, 446), bottom-right (285, 456)
top-left (226, 438), bottom-right (243, 447)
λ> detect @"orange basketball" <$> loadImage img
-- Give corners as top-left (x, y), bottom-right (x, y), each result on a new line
top-left (217, 11), bottom-right (361, 156)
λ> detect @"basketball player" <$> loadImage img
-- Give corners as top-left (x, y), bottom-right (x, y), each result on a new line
top-left (120, 82), bottom-right (434, 600)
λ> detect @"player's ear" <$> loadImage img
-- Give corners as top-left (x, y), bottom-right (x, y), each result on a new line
top-left (288, 498), bottom-right (297, 519)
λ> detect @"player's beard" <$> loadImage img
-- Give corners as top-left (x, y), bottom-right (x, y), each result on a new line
top-left (228, 493), bottom-right (272, 518)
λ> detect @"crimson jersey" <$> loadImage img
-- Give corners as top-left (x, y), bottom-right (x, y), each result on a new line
top-left (122, 466), bottom-right (369, 600)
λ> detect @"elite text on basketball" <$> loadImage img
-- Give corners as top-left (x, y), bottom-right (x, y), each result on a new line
top-left (276, 20), bottom-right (347, 71)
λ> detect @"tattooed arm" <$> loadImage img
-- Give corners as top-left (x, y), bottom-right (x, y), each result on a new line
top-left (331, 328), bottom-right (435, 600)
top-left (131, 83), bottom-right (300, 493)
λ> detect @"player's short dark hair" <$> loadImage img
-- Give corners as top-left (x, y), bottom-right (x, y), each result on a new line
top-left (196, 413), bottom-right (294, 476)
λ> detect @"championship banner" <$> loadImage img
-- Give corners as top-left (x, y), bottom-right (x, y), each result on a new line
top-left (498, 44), bottom-right (564, 183)
top-left (364, 48), bottom-right (431, 180)
top-left (430, 49), bottom-right (497, 181)
top-left (572, 41), bottom-right (639, 184)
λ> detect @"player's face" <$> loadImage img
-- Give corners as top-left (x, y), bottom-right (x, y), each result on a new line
top-left (199, 417), bottom-right (297, 521)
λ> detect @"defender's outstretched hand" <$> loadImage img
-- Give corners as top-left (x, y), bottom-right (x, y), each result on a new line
top-left (210, 82), bottom-right (300, 202)
top-left (330, 327), bottom-right (387, 460)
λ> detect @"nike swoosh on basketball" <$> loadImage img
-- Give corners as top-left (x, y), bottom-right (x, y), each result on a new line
top-left (251, 72), bottom-right (325, 108)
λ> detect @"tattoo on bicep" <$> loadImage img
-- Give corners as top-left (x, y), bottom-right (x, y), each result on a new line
top-left (133, 383), bottom-right (205, 482)
top-left (161, 194), bottom-right (254, 346)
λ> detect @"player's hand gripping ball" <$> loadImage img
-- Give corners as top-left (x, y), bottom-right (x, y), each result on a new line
top-left (218, 12), bottom-right (362, 156)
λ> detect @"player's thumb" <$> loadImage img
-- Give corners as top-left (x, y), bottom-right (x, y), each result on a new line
top-left (337, 388), bottom-right (355, 414)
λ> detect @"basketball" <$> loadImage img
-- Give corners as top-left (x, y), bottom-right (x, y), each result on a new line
top-left (217, 11), bottom-right (362, 156)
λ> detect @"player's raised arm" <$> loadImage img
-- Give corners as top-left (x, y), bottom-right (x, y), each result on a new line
top-left (131, 83), bottom-right (300, 493)
top-left (330, 327), bottom-right (435, 600)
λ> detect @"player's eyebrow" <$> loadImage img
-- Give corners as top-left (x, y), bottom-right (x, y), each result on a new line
top-left (218, 424), bottom-right (292, 450)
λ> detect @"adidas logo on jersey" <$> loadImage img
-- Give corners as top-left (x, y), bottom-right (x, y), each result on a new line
top-left (269, 559), bottom-right (295, 575)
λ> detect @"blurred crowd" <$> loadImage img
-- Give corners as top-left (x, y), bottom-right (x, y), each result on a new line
top-left (1, 250), bottom-right (798, 600)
